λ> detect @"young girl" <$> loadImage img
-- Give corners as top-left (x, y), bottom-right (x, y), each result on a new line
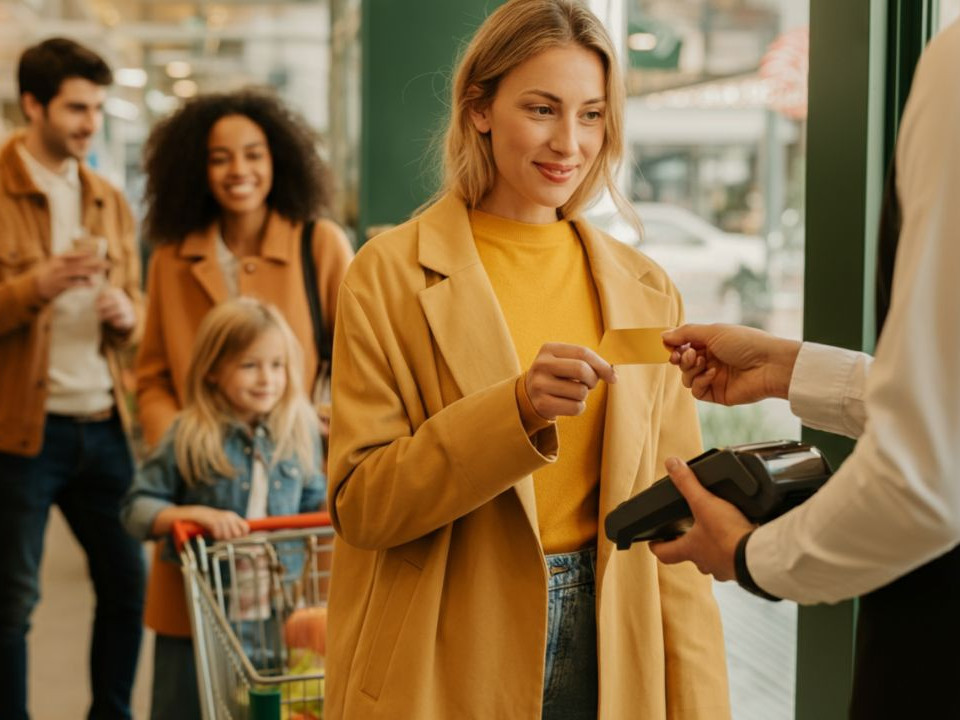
top-left (122, 297), bottom-right (325, 720)
top-left (325, 1), bottom-right (730, 718)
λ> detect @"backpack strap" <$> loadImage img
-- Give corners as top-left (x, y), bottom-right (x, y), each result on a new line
top-left (300, 220), bottom-right (332, 365)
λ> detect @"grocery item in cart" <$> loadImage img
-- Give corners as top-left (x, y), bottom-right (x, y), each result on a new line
top-left (284, 605), bottom-right (327, 658)
top-left (230, 551), bottom-right (273, 621)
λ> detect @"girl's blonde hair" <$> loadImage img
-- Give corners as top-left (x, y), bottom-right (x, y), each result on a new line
top-left (440, 0), bottom-right (635, 222)
top-left (175, 297), bottom-right (318, 486)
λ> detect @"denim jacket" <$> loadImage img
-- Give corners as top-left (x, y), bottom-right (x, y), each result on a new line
top-left (121, 419), bottom-right (325, 542)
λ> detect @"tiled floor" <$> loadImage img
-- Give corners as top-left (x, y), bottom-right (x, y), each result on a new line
top-left (29, 508), bottom-right (154, 719)
top-left (714, 579), bottom-right (798, 720)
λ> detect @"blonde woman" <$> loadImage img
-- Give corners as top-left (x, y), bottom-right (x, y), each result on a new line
top-left (326, 1), bottom-right (731, 718)
top-left (122, 297), bottom-right (324, 720)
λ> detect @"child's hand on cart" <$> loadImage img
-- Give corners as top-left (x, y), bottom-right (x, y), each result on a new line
top-left (152, 504), bottom-right (250, 541)
top-left (189, 507), bottom-right (250, 540)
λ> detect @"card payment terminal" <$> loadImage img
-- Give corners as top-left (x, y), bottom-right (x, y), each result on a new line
top-left (605, 440), bottom-right (833, 550)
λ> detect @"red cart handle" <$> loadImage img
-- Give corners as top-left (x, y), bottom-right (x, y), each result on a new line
top-left (172, 511), bottom-right (332, 553)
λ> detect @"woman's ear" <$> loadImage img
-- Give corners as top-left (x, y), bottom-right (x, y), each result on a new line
top-left (469, 105), bottom-right (492, 134)
top-left (466, 85), bottom-right (492, 134)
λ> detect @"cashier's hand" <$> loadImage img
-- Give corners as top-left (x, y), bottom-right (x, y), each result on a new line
top-left (524, 343), bottom-right (617, 421)
top-left (662, 324), bottom-right (801, 406)
top-left (649, 457), bottom-right (754, 582)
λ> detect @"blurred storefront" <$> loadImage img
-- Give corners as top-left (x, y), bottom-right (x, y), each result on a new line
top-left (0, 0), bottom-right (360, 235)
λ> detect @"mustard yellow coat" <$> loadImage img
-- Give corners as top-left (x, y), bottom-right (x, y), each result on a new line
top-left (327, 194), bottom-right (730, 719)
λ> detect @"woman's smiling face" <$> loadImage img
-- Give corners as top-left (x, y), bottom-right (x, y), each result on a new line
top-left (470, 43), bottom-right (607, 224)
top-left (206, 114), bottom-right (273, 218)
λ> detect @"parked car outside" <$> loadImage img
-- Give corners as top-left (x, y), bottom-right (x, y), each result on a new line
top-left (586, 201), bottom-right (769, 325)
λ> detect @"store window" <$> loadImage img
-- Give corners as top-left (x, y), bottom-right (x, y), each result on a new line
top-left (939, 0), bottom-right (960, 30)
top-left (595, 2), bottom-right (809, 718)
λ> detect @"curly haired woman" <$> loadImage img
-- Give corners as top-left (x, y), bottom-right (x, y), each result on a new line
top-left (135, 88), bottom-right (352, 720)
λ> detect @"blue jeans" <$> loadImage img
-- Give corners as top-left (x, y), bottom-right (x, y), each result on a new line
top-left (543, 548), bottom-right (598, 720)
top-left (0, 413), bottom-right (145, 720)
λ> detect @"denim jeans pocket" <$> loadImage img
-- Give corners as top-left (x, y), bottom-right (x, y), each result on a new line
top-left (543, 548), bottom-right (598, 719)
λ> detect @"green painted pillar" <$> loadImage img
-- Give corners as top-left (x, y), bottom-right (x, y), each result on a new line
top-left (797, 1), bottom-right (887, 718)
top-left (359, 0), bottom-right (503, 242)
top-left (883, 0), bottom-right (937, 167)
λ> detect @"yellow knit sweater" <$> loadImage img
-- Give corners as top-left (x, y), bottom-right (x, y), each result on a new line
top-left (471, 209), bottom-right (606, 553)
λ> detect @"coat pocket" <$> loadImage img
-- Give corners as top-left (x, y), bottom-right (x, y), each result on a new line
top-left (0, 244), bottom-right (42, 280)
top-left (359, 557), bottom-right (422, 700)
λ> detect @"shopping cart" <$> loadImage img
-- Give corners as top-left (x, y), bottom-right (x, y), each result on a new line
top-left (173, 512), bottom-right (333, 720)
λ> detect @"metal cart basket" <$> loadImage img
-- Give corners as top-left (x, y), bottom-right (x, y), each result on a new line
top-left (173, 512), bottom-right (333, 720)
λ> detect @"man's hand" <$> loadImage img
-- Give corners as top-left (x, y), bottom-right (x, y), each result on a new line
top-left (96, 287), bottom-right (136, 332)
top-left (649, 457), bottom-right (754, 581)
top-left (523, 343), bottom-right (617, 420)
top-left (661, 324), bottom-right (801, 406)
top-left (34, 251), bottom-right (109, 301)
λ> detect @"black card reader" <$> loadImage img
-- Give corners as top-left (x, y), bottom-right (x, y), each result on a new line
top-left (605, 440), bottom-right (832, 550)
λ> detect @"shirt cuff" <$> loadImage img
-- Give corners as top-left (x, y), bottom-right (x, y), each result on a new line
top-left (788, 342), bottom-right (859, 434)
top-left (515, 375), bottom-right (554, 435)
top-left (735, 529), bottom-right (781, 602)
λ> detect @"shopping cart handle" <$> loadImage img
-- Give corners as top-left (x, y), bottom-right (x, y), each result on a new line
top-left (171, 511), bottom-right (332, 553)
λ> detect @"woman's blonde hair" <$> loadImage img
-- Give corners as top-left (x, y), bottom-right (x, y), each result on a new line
top-left (440, 0), bottom-right (635, 222)
top-left (174, 297), bottom-right (318, 486)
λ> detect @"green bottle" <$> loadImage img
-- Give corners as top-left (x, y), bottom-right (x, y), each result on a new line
top-left (249, 686), bottom-right (282, 720)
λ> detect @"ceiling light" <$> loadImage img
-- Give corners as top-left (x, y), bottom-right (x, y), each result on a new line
top-left (146, 89), bottom-right (179, 115)
top-left (166, 61), bottom-right (193, 79)
top-left (104, 97), bottom-right (139, 121)
top-left (172, 79), bottom-right (199, 98)
top-left (114, 68), bottom-right (147, 88)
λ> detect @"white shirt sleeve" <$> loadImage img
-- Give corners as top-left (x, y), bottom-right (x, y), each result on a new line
top-left (747, 19), bottom-right (960, 605)
top-left (788, 342), bottom-right (871, 439)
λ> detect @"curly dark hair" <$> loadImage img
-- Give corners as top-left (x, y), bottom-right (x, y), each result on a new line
top-left (142, 88), bottom-right (332, 244)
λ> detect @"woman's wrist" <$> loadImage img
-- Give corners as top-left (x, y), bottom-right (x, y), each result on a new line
top-left (515, 375), bottom-right (553, 435)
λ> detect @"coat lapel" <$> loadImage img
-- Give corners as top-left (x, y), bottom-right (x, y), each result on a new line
top-left (416, 195), bottom-right (540, 539)
top-left (259, 212), bottom-right (297, 263)
top-left (180, 224), bottom-right (229, 304)
top-left (573, 219), bottom-right (675, 574)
